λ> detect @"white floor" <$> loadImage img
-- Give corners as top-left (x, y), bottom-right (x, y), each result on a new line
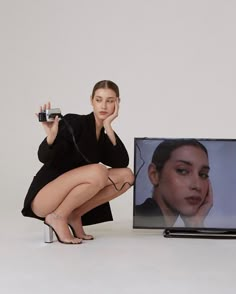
top-left (1, 211), bottom-right (236, 294)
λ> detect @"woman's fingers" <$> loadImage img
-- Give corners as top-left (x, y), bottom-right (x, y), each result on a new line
top-left (38, 102), bottom-right (52, 116)
top-left (41, 102), bottom-right (51, 112)
top-left (52, 115), bottom-right (60, 126)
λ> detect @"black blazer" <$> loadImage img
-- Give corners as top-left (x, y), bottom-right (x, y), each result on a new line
top-left (22, 112), bottom-right (129, 225)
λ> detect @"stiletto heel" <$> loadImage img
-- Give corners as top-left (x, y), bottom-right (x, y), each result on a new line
top-left (68, 224), bottom-right (94, 240)
top-left (44, 222), bottom-right (82, 244)
top-left (44, 223), bottom-right (53, 243)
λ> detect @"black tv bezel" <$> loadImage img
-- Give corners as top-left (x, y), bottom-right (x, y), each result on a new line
top-left (133, 137), bottom-right (236, 238)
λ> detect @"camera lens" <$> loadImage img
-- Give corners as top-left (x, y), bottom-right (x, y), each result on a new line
top-left (38, 112), bottom-right (46, 122)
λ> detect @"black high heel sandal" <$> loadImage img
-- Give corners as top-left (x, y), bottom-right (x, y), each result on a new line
top-left (44, 222), bottom-right (82, 244)
top-left (68, 224), bottom-right (94, 240)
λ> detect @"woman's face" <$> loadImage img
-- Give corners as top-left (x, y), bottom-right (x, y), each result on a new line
top-left (157, 145), bottom-right (210, 217)
top-left (91, 88), bottom-right (117, 121)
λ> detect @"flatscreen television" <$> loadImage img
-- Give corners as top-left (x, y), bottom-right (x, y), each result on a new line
top-left (133, 137), bottom-right (236, 238)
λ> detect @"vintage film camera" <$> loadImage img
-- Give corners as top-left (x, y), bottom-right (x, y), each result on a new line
top-left (38, 108), bottom-right (62, 122)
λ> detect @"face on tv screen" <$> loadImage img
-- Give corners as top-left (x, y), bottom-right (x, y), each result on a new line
top-left (133, 138), bottom-right (236, 230)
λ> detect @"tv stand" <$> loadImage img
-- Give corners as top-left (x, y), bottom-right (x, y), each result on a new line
top-left (163, 228), bottom-right (236, 239)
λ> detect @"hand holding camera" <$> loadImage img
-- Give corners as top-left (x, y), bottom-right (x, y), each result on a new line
top-left (38, 107), bottom-right (62, 122)
top-left (37, 102), bottom-right (61, 145)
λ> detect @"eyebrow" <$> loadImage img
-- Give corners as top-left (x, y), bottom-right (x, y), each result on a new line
top-left (95, 96), bottom-right (115, 99)
top-left (176, 160), bottom-right (210, 171)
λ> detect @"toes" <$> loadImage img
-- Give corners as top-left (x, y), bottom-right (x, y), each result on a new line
top-left (72, 237), bottom-right (83, 244)
top-left (80, 234), bottom-right (94, 240)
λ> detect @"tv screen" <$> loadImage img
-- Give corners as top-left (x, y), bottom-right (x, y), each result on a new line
top-left (133, 137), bottom-right (236, 236)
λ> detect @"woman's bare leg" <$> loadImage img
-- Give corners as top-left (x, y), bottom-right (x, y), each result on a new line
top-left (68, 167), bottom-right (134, 239)
top-left (31, 164), bottom-right (109, 243)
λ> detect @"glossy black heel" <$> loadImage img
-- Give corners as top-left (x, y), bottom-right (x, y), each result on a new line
top-left (44, 222), bottom-right (82, 244)
top-left (68, 224), bottom-right (94, 240)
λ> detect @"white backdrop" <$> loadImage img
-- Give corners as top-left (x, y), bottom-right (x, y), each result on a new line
top-left (1, 0), bottom-right (236, 223)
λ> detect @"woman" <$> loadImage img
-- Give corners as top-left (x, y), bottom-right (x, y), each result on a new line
top-left (22, 80), bottom-right (134, 244)
top-left (135, 139), bottom-right (213, 227)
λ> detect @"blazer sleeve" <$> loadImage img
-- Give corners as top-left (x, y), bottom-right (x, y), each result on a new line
top-left (100, 133), bottom-right (129, 168)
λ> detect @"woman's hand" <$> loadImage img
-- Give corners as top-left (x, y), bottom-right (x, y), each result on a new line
top-left (103, 98), bottom-right (120, 129)
top-left (36, 102), bottom-right (60, 145)
top-left (103, 98), bottom-right (120, 146)
top-left (181, 182), bottom-right (213, 227)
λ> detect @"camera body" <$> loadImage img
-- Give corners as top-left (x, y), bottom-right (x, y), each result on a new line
top-left (38, 108), bottom-right (62, 122)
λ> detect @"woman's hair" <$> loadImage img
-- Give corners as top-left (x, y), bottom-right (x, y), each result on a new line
top-left (152, 139), bottom-right (208, 173)
top-left (91, 80), bottom-right (120, 98)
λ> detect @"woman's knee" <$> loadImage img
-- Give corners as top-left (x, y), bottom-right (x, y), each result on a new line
top-left (121, 168), bottom-right (135, 186)
top-left (88, 164), bottom-right (108, 188)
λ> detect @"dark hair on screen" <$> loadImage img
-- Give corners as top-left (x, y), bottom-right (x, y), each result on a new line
top-left (152, 139), bottom-right (208, 173)
top-left (91, 80), bottom-right (120, 98)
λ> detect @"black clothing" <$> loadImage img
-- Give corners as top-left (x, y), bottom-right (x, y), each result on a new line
top-left (134, 198), bottom-right (166, 228)
top-left (22, 112), bottom-right (129, 225)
